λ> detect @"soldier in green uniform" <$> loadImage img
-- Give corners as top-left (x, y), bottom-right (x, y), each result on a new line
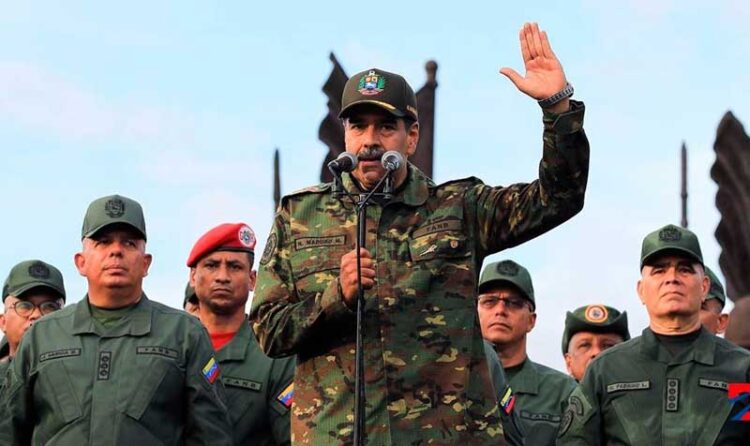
top-left (0, 260), bottom-right (66, 382)
top-left (700, 267), bottom-right (730, 335)
top-left (188, 222), bottom-right (295, 445)
top-left (483, 341), bottom-right (526, 446)
top-left (0, 194), bottom-right (233, 445)
top-left (561, 304), bottom-right (630, 382)
top-left (252, 22), bottom-right (588, 445)
top-left (477, 260), bottom-right (576, 446)
top-left (250, 22), bottom-right (589, 445)
top-left (559, 224), bottom-right (750, 445)
top-left (183, 282), bottom-right (200, 316)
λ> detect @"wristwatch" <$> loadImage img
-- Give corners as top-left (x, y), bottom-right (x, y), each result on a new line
top-left (538, 83), bottom-right (574, 109)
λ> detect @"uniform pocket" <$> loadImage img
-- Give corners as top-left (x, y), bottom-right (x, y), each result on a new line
top-left (37, 360), bottom-right (83, 424)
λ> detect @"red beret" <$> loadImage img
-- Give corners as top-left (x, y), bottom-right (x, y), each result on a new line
top-left (187, 223), bottom-right (257, 267)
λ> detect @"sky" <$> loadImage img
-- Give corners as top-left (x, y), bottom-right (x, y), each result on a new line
top-left (1, 0), bottom-right (749, 372)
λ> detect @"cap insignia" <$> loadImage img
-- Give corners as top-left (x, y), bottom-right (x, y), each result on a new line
top-left (104, 198), bottom-right (126, 218)
top-left (357, 70), bottom-right (385, 96)
top-left (28, 262), bottom-right (51, 279)
top-left (238, 225), bottom-right (256, 248)
top-left (658, 226), bottom-right (682, 242)
top-left (496, 261), bottom-right (519, 276)
top-left (584, 305), bottom-right (609, 323)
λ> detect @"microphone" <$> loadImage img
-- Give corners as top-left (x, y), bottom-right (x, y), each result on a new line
top-left (328, 152), bottom-right (358, 174)
top-left (380, 151), bottom-right (404, 172)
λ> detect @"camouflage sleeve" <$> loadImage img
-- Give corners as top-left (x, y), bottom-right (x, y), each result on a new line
top-left (250, 207), bottom-right (352, 357)
top-left (267, 356), bottom-right (296, 446)
top-left (557, 368), bottom-right (601, 445)
top-left (183, 324), bottom-right (234, 446)
top-left (470, 100), bottom-right (589, 256)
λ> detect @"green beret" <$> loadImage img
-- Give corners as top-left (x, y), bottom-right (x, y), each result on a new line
top-left (478, 260), bottom-right (535, 309)
top-left (561, 304), bottom-right (630, 354)
top-left (640, 224), bottom-right (702, 269)
top-left (704, 267), bottom-right (726, 308)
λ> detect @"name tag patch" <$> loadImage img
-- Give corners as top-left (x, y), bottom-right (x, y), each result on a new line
top-left (295, 235), bottom-right (346, 250)
top-left (699, 378), bottom-right (728, 391)
top-left (39, 348), bottom-right (81, 363)
top-left (136, 346), bottom-right (178, 359)
top-left (412, 218), bottom-right (463, 239)
top-left (606, 380), bottom-right (651, 393)
top-left (519, 410), bottom-right (561, 423)
top-left (224, 376), bottom-right (262, 391)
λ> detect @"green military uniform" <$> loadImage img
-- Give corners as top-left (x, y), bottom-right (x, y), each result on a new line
top-left (561, 304), bottom-right (630, 357)
top-left (217, 321), bottom-right (295, 445)
top-left (0, 338), bottom-right (9, 388)
top-left (559, 224), bottom-right (750, 445)
top-left (2, 294), bottom-right (233, 445)
top-left (484, 341), bottom-right (525, 446)
top-left (251, 66), bottom-right (589, 445)
top-left (505, 357), bottom-right (576, 446)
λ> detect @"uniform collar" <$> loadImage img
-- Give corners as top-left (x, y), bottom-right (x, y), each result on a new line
top-left (215, 320), bottom-right (252, 362)
top-left (640, 326), bottom-right (715, 366)
top-left (509, 357), bottom-right (540, 395)
top-left (72, 293), bottom-right (152, 337)
top-left (341, 162), bottom-right (431, 207)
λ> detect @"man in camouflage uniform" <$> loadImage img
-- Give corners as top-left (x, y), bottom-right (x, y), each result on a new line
top-left (251, 22), bottom-right (589, 445)
top-left (700, 267), bottom-right (730, 335)
top-left (0, 260), bottom-right (66, 383)
top-left (188, 222), bottom-right (295, 445)
top-left (561, 304), bottom-right (630, 382)
top-left (559, 224), bottom-right (750, 445)
top-left (1, 194), bottom-right (233, 445)
top-left (477, 260), bottom-right (576, 446)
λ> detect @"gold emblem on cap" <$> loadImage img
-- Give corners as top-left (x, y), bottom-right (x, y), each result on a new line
top-left (584, 305), bottom-right (608, 323)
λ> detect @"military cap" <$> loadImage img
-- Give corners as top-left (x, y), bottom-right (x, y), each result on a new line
top-left (187, 222), bottom-right (257, 268)
top-left (561, 304), bottom-right (630, 354)
top-left (704, 267), bottom-right (726, 308)
top-left (640, 224), bottom-right (702, 268)
top-left (3, 260), bottom-right (66, 303)
top-left (339, 68), bottom-right (418, 121)
top-left (81, 194), bottom-right (147, 241)
top-left (478, 260), bottom-right (535, 309)
top-left (183, 283), bottom-right (198, 308)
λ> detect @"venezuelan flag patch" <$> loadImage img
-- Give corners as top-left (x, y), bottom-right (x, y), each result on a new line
top-left (500, 386), bottom-right (516, 415)
top-left (202, 357), bottom-right (220, 384)
top-left (277, 382), bottom-right (294, 408)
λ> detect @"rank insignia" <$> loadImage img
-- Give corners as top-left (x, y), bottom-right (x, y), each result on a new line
top-left (357, 70), bottom-right (385, 96)
top-left (277, 382), bottom-right (294, 408)
top-left (202, 357), bottom-right (220, 384)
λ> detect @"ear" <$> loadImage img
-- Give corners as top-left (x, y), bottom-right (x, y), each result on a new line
top-left (527, 312), bottom-right (537, 332)
top-left (74, 252), bottom-right (87, 277)
top-left (636, 279), bottom-right (645, 305)
top-left (248, 270), bottom-right (257, 292)
top-left (564, 352), bottom-right (574, 375)
top-left (700, 273), bottom-right (710, 298)
top-left (142, 254), bottom-right (153, 277)
top-left (717, 313), bottom-right (730, 335)
top-left (0, 313), bottom-right (6, 334)
top-left (406, 121), bottom-right (420, 157)
top-left (189, 268), bottom-right (197, 288)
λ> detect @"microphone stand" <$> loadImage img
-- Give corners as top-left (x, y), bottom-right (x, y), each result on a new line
top-left (333, 167), bottom-right (395, 446)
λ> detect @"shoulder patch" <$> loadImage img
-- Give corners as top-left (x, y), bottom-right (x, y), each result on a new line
top-left (260, 232), bottom-right (278, 266)
top-left (277, 382), bottom-right (294, 408)
top-left (202, 357), bottom-right (220, 384)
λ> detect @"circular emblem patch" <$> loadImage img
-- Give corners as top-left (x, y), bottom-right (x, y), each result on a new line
top-left (260, 233), bottom-right (277, 266)
top-left (584, 305), bottom-right (608, 323)
top-left (496, 261), bottom-right (519, 276)
top-left (104, 198), bottom-right (126, 218)
top-left (28, 262), bottom-right (51, 279)
top-left (238, 225), bottom-right (256, 248)
top-left (658, 226), bottom-right (682, 242)
top-left (558, 406), bottom-right (574, 437)
top-left (357, 70), bottom-right (386, 96)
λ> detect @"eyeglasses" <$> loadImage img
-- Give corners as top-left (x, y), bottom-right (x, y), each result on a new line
top-left (11, 300), bottom-right (62, 318)
top-left (477, 295), bottom-right (531, 311)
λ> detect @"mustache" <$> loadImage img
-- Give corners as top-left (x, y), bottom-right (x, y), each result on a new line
top-left (357, 148), bottom-right (385, 161)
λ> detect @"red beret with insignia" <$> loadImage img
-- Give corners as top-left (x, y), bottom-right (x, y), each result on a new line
top-left (187, 223), bottom-right (257, 267)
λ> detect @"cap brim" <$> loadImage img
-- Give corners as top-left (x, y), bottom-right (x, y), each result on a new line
top-left (83, 221), bottom-right (146, 241)
top-left (478, 279), bottom-right (535, 310)
top-left (339, 100), bottom-right (406, 119)
top-left (641, 247), bottom-right (703, 268)
top-left (5, 281), bottom-right (66, 302)
top-left (563, 312), bottom-right (630, 353)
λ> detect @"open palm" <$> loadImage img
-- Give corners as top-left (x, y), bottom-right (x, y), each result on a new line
top-left (500, 23), bottom-right (567, 100)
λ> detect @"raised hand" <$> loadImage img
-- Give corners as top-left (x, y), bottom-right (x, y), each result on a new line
top-left (500, 23), bottom-right (569, 110)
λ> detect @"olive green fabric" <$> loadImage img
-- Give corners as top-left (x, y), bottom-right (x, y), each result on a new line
top-left (505, 357), bottom-right (576, 446)
top-left (478, 260), bottom-right (535, 308)
top-left (184, 283), bottom-right (198, 308)
top-left (217, 321), bottom-right (295, 445)
top-left (2, 260), bottom-right (65, 303)
top-left (0, 337), bottom-right (9, 392)
top-left (251, 101), bottom-right (589, 445)
top-left (640, 224), bottom-right (703, 268)
top-left (705, 266), bottom-right (727, 308)
top-left (484, 341), bottom-right (525, 446)
top-left (559, 327), bottom-right (750, 445)
top-left (561, 304), bottom-right (630, 354)
top-left (0, 294), bottom-right (233, 445)
top-left (339, 68), bottom-right (418, 120)
top-left (81, 194), bottom-right (147, 241)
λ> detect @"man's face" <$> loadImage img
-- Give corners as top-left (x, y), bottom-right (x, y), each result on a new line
top-left (0, 292), bottom-right (63, 353)
top-left (343, 105), bottom-right (419, 190)
top-left (699, 298), bottom-right (729, 335)
top-left (637, 255), bottom-right (708, 321)
top-left (190, 251), bottom-right (255, 316)
top-left (477, 285), bottom-right (536, 347)
top-left (74, 226), bottom-right (152, 291)
top-left (564, 332), bottom-right (624, 381)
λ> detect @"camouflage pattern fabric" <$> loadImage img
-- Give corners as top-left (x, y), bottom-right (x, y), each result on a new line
top-left (558, 328), bottom-right (750, 445)
top-left (251, 101), bottom-right (589, 445)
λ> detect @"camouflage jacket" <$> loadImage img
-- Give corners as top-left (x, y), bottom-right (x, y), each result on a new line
top-left (251, 101), bottom-right (588, 445)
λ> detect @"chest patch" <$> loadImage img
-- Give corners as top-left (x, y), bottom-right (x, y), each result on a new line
top-left (136, 346), bottom-right (178, 359)
top-left (606, 380), bottom-right (651, 393)
top-left (412, 218), bottom-right (463, 239)
top-left (224, 376), bottom-right (262, 391)
top-left (519, 410), bottom-right (561, 423)
top-left (294, 235), bottom-right (346, 250)
top-left (39, 348), bottom-right (81, 363)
